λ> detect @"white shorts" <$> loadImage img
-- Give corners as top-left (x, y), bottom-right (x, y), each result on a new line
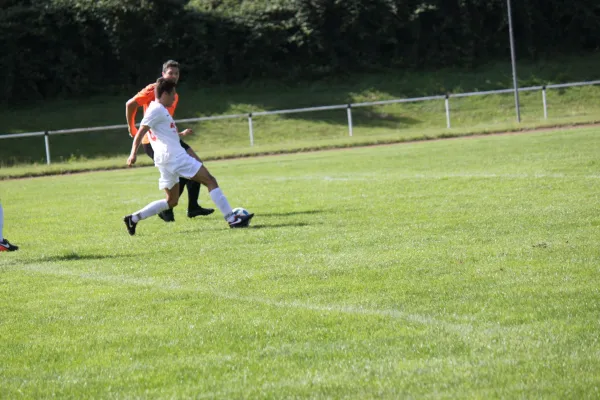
top-left (156, 154), bottom-right (202, 190)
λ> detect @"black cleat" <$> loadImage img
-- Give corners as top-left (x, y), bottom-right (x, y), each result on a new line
top-left (187, 206), bottom-right (215, 218)
top-left (123, 215), bottom-right (137, 236)
top-left (229, 213), bottom-right (254, 228)
top-left (158, 208), bottom-right (175, 222)
top-left (0, 239), bottom-right (18, 252)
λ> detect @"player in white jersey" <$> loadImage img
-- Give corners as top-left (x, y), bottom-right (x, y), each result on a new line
top-left (123, 78), bottom-right (253, 235)
top-left (0, 202), bottom-right (19, 252)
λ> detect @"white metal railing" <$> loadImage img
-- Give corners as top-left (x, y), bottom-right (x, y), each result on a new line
top-left (1, 80), bottom-right (599, 165)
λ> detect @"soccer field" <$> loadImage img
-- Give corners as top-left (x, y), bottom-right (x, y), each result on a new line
top-left (1, 128), bottom-right (599, 398)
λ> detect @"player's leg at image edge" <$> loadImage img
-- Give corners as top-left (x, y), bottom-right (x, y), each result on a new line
top-left (0, 204), bottom-right (19, 251)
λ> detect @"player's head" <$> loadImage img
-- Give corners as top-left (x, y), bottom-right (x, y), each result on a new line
top-left (155, 77), bottom-right (177, 107)
top-left (162, 60), bottom-right (180, 84)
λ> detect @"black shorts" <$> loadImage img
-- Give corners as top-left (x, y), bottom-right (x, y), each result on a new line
top-left (143, 140), bottom-right (191, 161)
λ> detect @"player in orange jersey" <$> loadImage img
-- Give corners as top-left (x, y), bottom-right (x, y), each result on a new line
top-left (0, 202), bottom-right (18, 251)
top-left (125, 60), bottom-right (213, 222)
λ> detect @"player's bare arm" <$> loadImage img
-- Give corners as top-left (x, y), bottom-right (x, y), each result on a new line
top-left (179, 128), bottom-right (193, 136)
top-left (126, 98), bottom-right (140, 137)
top-left (127, 125), bottom-right (150, 167)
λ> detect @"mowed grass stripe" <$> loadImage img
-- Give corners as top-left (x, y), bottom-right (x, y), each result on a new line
top-left (16, 262), bottom-right (475, 335)
top-left (17, 260), bottom-right (597, 342)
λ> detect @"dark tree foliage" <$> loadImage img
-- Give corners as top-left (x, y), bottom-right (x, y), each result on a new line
top-left (1, 0), bottom-right (599, 103)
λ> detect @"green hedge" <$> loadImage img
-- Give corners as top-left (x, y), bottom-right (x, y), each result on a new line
top-left (1, 0), bottom-right (599, 104)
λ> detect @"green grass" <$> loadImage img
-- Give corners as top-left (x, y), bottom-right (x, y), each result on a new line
top-left (1, 54), bottom-right (600, 178)
top-left (1, 127), bottom-right (599, 398)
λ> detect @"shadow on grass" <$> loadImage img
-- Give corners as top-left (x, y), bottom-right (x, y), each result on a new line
top-left (259, 210), bottom-right (326, 217)
top-left (41, 252), bottom-right (131, 262)
top-left (4, 252), bottom-right (136, 266)
top-left (249, 222), bottom-right (312, 229)
top-left (268, 107), bottom-right (423, 130)
top-left (178, 221), bottom-right (314, 233)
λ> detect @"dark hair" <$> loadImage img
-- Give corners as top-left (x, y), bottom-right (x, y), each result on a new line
top-left (155, 77), bottom-right (177, 98)
top-left (162, 59), bottom-right (179, 72)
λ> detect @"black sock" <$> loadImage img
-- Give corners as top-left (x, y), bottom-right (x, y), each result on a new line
top-left (187, 179), bottom-right (201, 209)
top-left (178, 177), bottom-right (188, 198)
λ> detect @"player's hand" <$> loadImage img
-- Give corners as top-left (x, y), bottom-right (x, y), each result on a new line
top-left (180, 128), bottom-right (193, 136)
top-left (128, 126), bottom-right (138, 138)
top-left (127, 154), bottom-right (137, 167)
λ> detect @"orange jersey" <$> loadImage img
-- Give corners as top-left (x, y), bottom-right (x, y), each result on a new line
top-left (132, 83), bottom-right (179, 144)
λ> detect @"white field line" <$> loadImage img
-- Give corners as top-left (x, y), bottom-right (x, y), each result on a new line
top-left (19, 264), bottom-right (475, 337)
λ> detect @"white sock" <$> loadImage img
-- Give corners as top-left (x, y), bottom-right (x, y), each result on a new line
top-left (131, 200), bottom-right (169, 223)
top-left (0, 203), bottom-right (4, 240)
top-left (209, 188), bottom-right (234, 222)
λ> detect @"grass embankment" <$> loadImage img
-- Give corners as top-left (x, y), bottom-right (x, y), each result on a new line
top-left (1, 54), bottom-right (600, 179)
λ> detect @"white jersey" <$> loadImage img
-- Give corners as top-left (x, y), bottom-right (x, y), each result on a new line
top-left (140, 101), bottom-right (186, 164)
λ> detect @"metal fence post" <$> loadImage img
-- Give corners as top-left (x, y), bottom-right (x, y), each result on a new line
top-left (445, 95), bottom-right (451, 128)
top-left (542, 86), bottom-right (548, 119)
top-left (248, 113), bottom-right (254, 146)
top-left (346, 104), bottom-right (353, 136)
top-left (44, 131), bottom-right (51, 165)
top-left (507, 0), bottom-right (521, 123)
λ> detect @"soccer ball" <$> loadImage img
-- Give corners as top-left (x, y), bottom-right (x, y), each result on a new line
top-left (232, 207), bottom-right (251, 222)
